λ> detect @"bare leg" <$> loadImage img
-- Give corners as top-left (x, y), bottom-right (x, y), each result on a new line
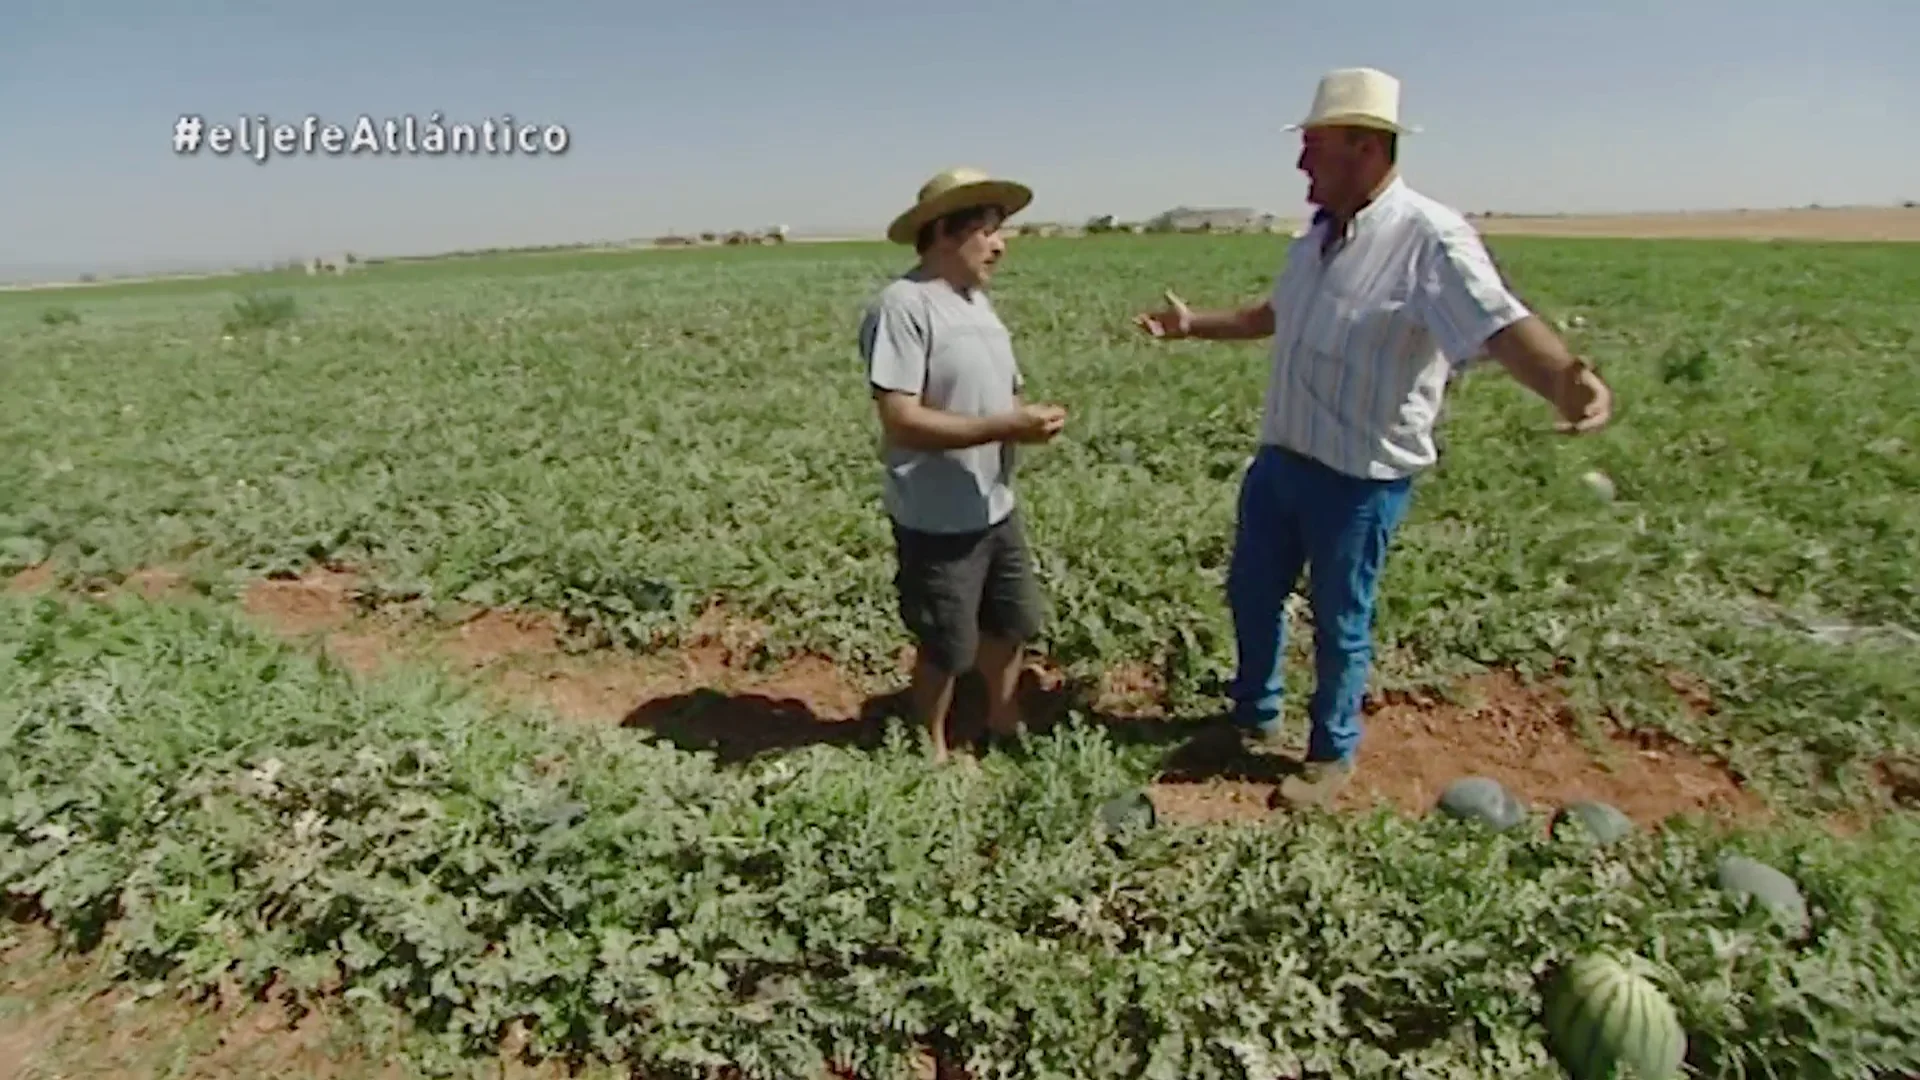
top-left (908, 649), bottom-right (962, 762)
top-left (975, 634), bottom-right (1026, 737)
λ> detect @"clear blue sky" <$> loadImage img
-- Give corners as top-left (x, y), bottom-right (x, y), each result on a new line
top-left (2, 1), bottom-right (1913, 282)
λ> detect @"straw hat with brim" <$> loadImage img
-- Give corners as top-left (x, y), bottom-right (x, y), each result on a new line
top-left (1283, 67), bottom-right (1422, 136)
top-left (886, 167), bottom-right (1034, 245)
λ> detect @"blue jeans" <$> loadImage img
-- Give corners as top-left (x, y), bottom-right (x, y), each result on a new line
top-left (1226, 444), bottom-right (1413, 764)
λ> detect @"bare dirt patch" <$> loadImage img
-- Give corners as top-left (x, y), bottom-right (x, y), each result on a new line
top-left (0, 928), bottom-right (565, 1080)
top-left (26, 565), bottom-right (1773, 835)
top-left (1878, 755), bottom-right (1920, 809)
top-left (106, 567), bottom-right (192, 600)
top-left (10, 564), bottom-right (195, 601)
top-left (242, 568), bottom-right (365, 636)
top-left (0, 565), bottom-right (1832, 1076)
top-left (1663, 669), bottom-right (1717, 718)
top-left (219, 569), bottom-right (1769, 830)
top-left (1148, 670), bottom-right (1766, 829)
top-left (226, 570), bottom-right (1147, 762)
top-left (5, 564), bottom-right (55, 594)
top-left (437, 607), bottom-right (569, 670)
top-left (1473, 206), bottom-right (1920, 243)
top-left (241, 568), bottom-right (401, 676)
top-left (1351, 671), bottom-right (1765, 822)
top-left (0, 924), bottom-right (929, 1080)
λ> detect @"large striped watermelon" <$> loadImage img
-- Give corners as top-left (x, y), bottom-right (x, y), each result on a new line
top-left (1542, 951), bottom-right (1687, 1080)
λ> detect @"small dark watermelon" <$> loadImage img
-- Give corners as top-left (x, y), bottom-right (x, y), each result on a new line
top-left (1715, 854), bottom-right (1809, 936)
top-left (1551, 800), bottom-right (1635, 845)
top-left (1436, 776), bottom-right (1527, 831)
top-left (1095, 790), bottom-right (1157, 834)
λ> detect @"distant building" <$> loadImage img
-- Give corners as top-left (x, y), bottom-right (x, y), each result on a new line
top-left (304, 253), bottom-right (357, 275)
top-left (1147, 206), bottom-right (1282, 233)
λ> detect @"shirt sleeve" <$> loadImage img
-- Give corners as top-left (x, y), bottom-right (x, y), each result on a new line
top-left (1416, 222), bottom-right (1531, 367)
top-left (860, 289), bottom-right (929, 395)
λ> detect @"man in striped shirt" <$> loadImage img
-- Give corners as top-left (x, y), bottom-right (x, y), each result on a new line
top-left (1135, 68), bottom-right (1613, 808)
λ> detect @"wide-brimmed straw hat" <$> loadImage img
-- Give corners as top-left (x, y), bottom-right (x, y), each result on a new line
top-left (1284, 67), bottom-right (1422, 136)
top-left (886, 167), bottom-right (1034, 245)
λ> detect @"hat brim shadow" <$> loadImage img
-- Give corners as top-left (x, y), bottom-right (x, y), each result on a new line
top-left (1284, 118), bottom-right (1421, 135)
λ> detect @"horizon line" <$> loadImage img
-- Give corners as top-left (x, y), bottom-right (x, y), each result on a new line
top-left (5, 200), bottom-right (1914, 292)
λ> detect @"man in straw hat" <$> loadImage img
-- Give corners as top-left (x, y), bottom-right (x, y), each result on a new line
top-left (861, 167), bottom-right (1070, 762)
top-left (1134, 67), bottom-right (1613, 808)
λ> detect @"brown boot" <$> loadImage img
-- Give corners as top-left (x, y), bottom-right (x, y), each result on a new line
top-left (1273, 759), bottom-right (1355, 809)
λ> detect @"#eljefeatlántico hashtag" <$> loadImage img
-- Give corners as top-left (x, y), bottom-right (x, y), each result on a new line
top-left (172, 114), bottom-right (570, 161)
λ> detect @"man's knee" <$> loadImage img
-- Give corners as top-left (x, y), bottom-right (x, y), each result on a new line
top-left (911, 617), bottom-right (981, 674)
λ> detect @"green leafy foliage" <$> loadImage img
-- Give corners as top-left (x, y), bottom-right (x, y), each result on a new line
top-left (2, 594), bottom-right (1916, 1078)
top-left (222, 291), bottom-right (299, 333)
top-left (1, 236), bottom-right (1914, 808)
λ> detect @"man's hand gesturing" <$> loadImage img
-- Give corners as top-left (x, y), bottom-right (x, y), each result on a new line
top-left (1555, 358), bottom-right (1613, 434)
top-left (1134, 290), bottom-right (1193, 339)
top-left (1007, 403), bottom-right (1068, 443)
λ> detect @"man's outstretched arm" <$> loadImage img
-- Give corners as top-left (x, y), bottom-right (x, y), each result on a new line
top-left (1418, 225), bottom-right (1614, 433)
top-left (1135, 290), bottom-right (1275, 341)
top-left (1482, 317), bottom-right (1612, 433)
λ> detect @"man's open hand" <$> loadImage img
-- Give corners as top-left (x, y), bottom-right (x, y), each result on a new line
top-left (1134, 290), bottom-right (1192, 339)
top-left (1007, 403), bottom-right (1068, 443)
top-left (1556, 358), bottom-right (1613, 434)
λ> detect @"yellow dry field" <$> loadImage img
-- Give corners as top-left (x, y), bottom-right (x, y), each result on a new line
top-left (1471, 205), bottom-right (1920, 242)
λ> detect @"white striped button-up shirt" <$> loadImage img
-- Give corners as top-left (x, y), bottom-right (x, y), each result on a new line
top-left (1260, 176), bottom-right (1531, 481)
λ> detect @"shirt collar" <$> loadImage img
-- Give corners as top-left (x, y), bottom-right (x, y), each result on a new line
top-left (1313, 174), bottom-right (1406, 235)
top-left (908, 264), bottom-right (979, 300)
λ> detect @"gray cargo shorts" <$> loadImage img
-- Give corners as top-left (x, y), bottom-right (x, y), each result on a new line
top-left (890, 509), bottom-right (1045, 674)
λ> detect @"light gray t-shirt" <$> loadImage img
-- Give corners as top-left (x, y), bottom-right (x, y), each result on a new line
top-left (860, 269), bottom-right (1023, 535)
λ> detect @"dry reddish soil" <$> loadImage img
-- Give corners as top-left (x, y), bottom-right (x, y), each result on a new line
top-left (0, 926), bottom-right (941, 1080)
top-left (94, 564), bottom-right (1773, 831)
top-left (3, 561), bottom-right (1900, 1078)
top-left (4, 562), bottom-right (1877, 831)
top-left (0, 926), bottom-right (565, 1080)
top-left (1141, 671), bottom-right (1768, 829)
top-left (0, 914), bottom-right (916, 1080)
top-left (5, 563), bottom-right (54, 593)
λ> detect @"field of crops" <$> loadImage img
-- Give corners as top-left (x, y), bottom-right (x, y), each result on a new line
top-left (2, 233), bottom-right (1918, 1077)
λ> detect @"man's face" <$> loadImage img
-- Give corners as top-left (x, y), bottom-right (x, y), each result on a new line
top-left (938, 207), bottom-right (1008, 287)
top-left (1296, 127), bottom-right (1367, 209)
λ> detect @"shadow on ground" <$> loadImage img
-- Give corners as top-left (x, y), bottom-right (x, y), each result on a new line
top-left (619, 667), bottom-right (1287, 784)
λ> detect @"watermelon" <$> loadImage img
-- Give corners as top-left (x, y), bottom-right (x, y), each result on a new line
top-left (1095, 790), bottom-right (1156, 835)
top-left (1551, 800), bottom-right (1635, 845)
top-left (1542, 952), bottom-right (1687, 1080)
top-left (1435, 776), bottom-right (1527, 831)
top-left (1714, 854), bottom-right (1809, 936)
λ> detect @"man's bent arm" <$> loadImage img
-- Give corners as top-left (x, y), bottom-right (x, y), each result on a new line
top-left (875, 390), bottom-right (1016, 451)
top-left (1189, 299), bottom-right (1276, 340)
top-left (1483, 316), bottom-right (1590, 404)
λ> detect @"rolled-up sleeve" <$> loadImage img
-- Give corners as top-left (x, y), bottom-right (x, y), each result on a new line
top-left (860, 290), bottom-right (929, 395)
top-left (1416, 223), bottom-right (1531, 367)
